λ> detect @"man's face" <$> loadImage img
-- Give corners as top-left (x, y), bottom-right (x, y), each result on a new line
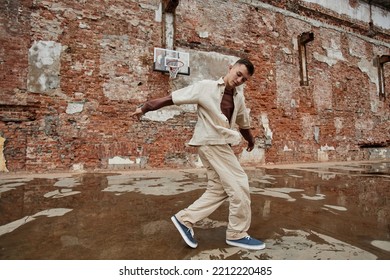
top-left (224, 63), bottom-right (252, 89)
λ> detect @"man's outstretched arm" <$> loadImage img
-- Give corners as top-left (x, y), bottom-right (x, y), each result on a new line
top-left (130, 95), bottom-right (174, 117)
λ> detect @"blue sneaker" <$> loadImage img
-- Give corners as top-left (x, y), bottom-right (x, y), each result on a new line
top-left (226, 236), bottom-right (266, 250)
top-left (171, 216), bottom-right (198, 248)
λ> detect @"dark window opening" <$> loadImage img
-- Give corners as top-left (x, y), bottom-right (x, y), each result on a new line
top-left (374, 55), bottom-right (390, 100)
top-left (298, 32), bottom-right (314, 86)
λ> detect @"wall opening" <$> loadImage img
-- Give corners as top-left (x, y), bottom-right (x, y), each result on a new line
top-left (298, 32), bottom-right (314, 86)
top-left (374, 55), bottom-right (390, 100)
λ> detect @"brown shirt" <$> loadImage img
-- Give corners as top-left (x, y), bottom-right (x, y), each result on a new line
top-left (221, 87), bottom-right (235, 123)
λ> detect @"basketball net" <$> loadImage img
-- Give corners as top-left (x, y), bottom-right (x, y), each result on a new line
top-left (167, 59), bottom-right (184, 79)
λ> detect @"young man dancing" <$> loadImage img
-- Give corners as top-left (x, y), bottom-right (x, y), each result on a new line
top-left (131, 58), bottom-right (265, 250)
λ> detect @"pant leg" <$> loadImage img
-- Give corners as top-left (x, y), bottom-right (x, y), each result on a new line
top-left (176, 147), bottom-right (228, 227)
top-left (176, 145), bottom-right (251, 240)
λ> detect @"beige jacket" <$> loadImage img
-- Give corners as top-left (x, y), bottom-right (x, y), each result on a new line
top-left (172, 78), bottom-right (251, 146)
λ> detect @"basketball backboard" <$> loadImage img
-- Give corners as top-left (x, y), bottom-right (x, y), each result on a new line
top-left (153, 47), bottom-right (190, 76)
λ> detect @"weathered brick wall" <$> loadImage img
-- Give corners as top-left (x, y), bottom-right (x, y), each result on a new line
top-left (0, 0), bottom-right (389, 172)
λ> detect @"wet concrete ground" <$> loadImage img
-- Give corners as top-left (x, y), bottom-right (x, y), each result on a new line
top-left (0, 160), bottom-right (389, 260)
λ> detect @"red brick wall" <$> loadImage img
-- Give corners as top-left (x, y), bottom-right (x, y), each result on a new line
top-left (0, 0), bottom-right (389, 171)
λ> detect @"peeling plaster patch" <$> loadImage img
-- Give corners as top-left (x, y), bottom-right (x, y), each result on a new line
top-left (165, 13), bottom-right (174, 49)
top-left (100, 35), bottom-right (148, 101)
top-left (318, 145), bottom-right (334, 162)
top-left (275, 64), bottom-right (297, 109)
top-left (66, 102), bottom-right (84, 114)
top-left (313, 72), bottom-right (332, 111)
top-left (320, 144), bottom-right (335, 151)
top-left (260, 113), bottom-right (273, 145)
top-left (0, 136), bottom-right (8, 172)
top-left (357, 58), bottom-right (377, 84)
top-left (318, 150), bottom-right (328, 162)
top-left (28, 41), bottom-right (61, 93)
top-left (326, 39), bottom-right (345, 61)
top-left (370, 99), bottom-right (379, 113)
top-left (108, 156), bottom-right (134, 165)
top-left (355, 119), bottom-right (374, 132)
top-left (143, 107), bottom-right (182, 122)
top-left (302, 114), bottom-right (315, 141)
top-left (179, 50), bottom-right (238, 84)
top-left (282, 47), bottom-right (292, 55)
top-left (199, 31), bottom-right (209, 38)
top-left (319, 173), bottom-right (336, 180)
top-left (314, 38), bottom-right (345, 66)
top-left (334, 117), bottom-right (343, 134)
top-left (139, 1), bottom-right (160, 11)
top-left (78, 22), bottom-right (89, 29)
top-left (155, 2), bottom-right (162, 22)
top-left (313, 52), bottom-right (338, 66)
top-left (348, 36), bottom-right (367, 58)
top-left (0, 208), bottom-right (73, 237)
top-left (71, 60), bottom-right (95, 76)
top-left (313, 126), bottom-right (320, 143)
top-left (179, 104), bottom-right (197, 113)
top-left (72, 163), bottom-right (84, 171)
top-left (240, 146), bottom-right (265, 164)
top-left (283, 145), bottom-right (292, 151)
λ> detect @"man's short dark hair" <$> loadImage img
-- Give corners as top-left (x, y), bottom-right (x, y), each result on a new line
top-left (234, 58), bottom-right (255, 76)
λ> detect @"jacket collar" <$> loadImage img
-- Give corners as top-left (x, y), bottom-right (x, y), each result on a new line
top-left (218, 77), bottom-right (239, 96)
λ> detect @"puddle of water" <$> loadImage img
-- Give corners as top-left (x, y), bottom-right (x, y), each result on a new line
top-left (0, 162), bottom-right (389, 259)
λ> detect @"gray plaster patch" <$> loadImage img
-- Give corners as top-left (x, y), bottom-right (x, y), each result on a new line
top-left (28, 41), bottom-right (61, 93)
top-left (66, 102), bottom-right (84, 114)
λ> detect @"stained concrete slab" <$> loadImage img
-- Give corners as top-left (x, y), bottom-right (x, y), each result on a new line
top-left (0, 161), bottom-right (389, 260)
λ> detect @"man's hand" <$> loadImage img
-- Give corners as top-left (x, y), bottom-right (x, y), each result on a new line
top-left (239, 128), bottom-right (255, 152)
top-left (246, 141), bottom-right (255, 152)
top-left (130, 107), bottom-right (143, 119)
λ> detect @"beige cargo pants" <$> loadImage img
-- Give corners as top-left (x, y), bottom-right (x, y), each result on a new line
top-left (175, 144), bottom-right (251, 240)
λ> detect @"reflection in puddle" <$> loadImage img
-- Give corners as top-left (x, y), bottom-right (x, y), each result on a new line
top-left (192, 228), bottom-right (377, 260)
top-left (44, 189), bottom-right (81, 198)
top-left (103, 172), bottom-right (207, 196)
top-left (323, 204), bottom-right (347, 211)
top-left (0, 208), bottom-right (73, 237)
top-left (253, 187), bottom-right (304, 202)
top-left (371, 240), bottom-right (390, 252)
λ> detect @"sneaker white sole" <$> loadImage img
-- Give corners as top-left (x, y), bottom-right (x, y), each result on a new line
top-left (226, 239), bottom-right (266, 250)
top-left (171, 216), bottom-right (198, 248)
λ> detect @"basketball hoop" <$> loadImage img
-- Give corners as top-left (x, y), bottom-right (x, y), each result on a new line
top-left (166, 59), bottom-right (184, 79)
